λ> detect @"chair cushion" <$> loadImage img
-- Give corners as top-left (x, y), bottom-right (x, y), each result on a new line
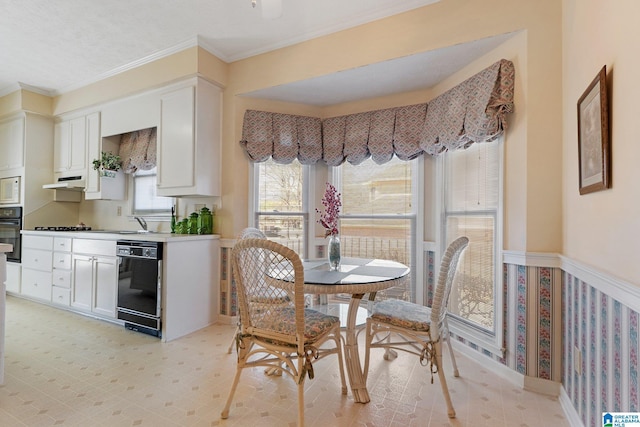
top-left (371, 299), bottom-right (431, 332)
top-left (257, 307), bottom-right (340, 345)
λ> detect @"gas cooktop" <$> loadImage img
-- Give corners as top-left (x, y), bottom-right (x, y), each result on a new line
top-left (34, 226), bottom-right (92, 231)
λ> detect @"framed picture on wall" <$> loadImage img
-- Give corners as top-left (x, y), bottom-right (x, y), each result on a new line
top-left (577, 65), bottom-right (610, 195)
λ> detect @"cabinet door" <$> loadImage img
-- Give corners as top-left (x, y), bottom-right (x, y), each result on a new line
top-left (53, 121), bottom-right (70, 172)
top-left (0, 117), bottom-right (25, 170)
top-left (158, 86), bottom-right (195, 191)
top-left (69, 116), bottom-right (87, 172)
top-left (85, 113), bottom-right (101, 194)
top-left (93, 256), bottom-right (117, 318)
top-left (71, 254), bottom-right (93, 311)
top-left (21, 268), bottom-right (52, 301)
top-left (54, 117), bottom-right (87, 173)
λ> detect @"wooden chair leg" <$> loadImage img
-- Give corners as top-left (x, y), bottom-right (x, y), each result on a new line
top-left (221, 367), bottom-right (243, 419)
top-left (297, 377), bottom-right (305, 427)
top-left (446, 334), bottom-right (459, 377)
top-left (227, 324), bottom-right (239, 354)
top-left (434, 341), bottom-right (456, 418)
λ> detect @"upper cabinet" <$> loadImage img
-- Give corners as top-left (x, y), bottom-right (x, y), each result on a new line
top-left (157, 78), bottom-right (222, 197)
top-left (54, 116), bottom-right (86, 175)
top-left (84, 112), bottom-right (124, 200)
top-left (0, 116), bottom-right (25, 171)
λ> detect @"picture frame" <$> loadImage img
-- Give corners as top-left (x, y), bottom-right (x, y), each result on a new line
top-left (577, 65), bottom-right (610, 195)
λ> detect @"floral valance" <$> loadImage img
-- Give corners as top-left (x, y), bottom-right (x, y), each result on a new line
top-left (240, 58), bottom-right (514, 165)
top-left (118, 127), bottom-right (157, 173)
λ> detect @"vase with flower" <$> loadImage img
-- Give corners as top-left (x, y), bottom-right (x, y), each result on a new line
top-left (316, 182), bottom-right (342, 270)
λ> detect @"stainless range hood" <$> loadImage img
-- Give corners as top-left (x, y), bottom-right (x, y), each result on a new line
top-left (42, 176), bottom-right (86, 191)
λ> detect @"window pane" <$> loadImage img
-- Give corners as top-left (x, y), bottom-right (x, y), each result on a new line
top-left (257, 159), bottom-right (303, 212)
top-left (133, 168), bottom-right (172, 214)
top-left (256, 214), bottom-right (305, 255)
top-left (340, 216), bottom-right (413, 301)
top-left (255, 158), bottom-right (306, 257)
top-left (342, 157), bottom-right (412, 215)
top-left (446, 214), bottom-right (495, 329)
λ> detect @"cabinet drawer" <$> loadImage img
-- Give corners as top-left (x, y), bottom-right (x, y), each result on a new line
top-left (52, 286), bottom-right (70, 306)
top-left (53, 237), bottom-right (72, 252)
top-left (53, 252), bottom-right (71, 270)
top-left (21, 268), bottom-right (52, 301)
top-left (52, 269), bottom-right (71, 288)
top-left (23, 235), bottom-right (54, 250)
top-left (22, 248), bottom-right (53, 271)
top-left (73, 239), bottom-right (116, 257)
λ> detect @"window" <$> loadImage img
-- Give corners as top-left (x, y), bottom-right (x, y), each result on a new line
top-left (132, 167), bottom-right (173, 216)
top-left (442, 140), bottom-right (503, 352)
top-left (253, 158), bottom-right (308, 257)
top-left (337, 157), bottom-right (417, 302)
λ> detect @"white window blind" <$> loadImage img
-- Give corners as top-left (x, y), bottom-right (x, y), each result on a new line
top-left (132, 167), bottom-right (173, 215)
top-left (443, 141), bottom-right (500, 332)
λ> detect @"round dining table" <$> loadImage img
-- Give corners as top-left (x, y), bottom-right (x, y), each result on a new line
top-left (298, 257), bottom-right (410, 404)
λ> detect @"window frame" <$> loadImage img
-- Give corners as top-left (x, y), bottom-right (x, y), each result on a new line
top-left (437, 139), bottom-right (505, 357)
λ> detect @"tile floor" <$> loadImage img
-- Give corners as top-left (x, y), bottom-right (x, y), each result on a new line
top-left (0, 297), bottom-right (569, 426)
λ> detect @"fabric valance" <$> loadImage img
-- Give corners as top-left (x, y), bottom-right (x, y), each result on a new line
top-left (240, 58), bottom-right (514, 165)
top-left (118, 127), bottom-right (157, 173)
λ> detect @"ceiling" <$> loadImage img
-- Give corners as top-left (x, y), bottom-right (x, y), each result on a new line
top-left (1, 0), bottom-right (513, 105)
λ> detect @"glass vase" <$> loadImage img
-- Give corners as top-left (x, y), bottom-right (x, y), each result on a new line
top-left (328, 234), bottom-right (341, 271)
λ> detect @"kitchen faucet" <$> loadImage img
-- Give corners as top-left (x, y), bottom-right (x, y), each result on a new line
top-left (134, 216), bottom-right (147, 231)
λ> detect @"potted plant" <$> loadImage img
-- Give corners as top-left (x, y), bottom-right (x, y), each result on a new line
top-left (92, 151), bottom-right (122, 177)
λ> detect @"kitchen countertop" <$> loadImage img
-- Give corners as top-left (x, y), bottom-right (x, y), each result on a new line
top-left (22, 230), bottom-right (220, 242)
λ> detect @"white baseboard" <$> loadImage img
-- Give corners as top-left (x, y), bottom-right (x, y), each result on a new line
top-left (450, 339), bottom-right (524, 388)
top-left (217, 314), bottom-right (238, 326)
top-left (560, 387), bottom-right (584, 427)
top-left (523, 375), bottom-right (560, 396)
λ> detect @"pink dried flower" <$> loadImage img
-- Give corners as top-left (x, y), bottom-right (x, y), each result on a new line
top-left (316, 182), bottom-right (341, 237)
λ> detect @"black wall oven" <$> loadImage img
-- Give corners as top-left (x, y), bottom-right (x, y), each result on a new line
top-left (0, 206), bottom-right (22, 262)
top-left (116, 240), bottom-right (163, 337)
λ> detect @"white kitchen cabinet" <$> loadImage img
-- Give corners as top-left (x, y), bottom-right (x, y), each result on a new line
top-left (21, 235), bottom-right (53, 302)
top-left (157, 78), bottom-right (221, 197)
top-left (54, 116), bottom-right (86, 175)
top-left (0, 116), bottom-right (25, 171)
top-left (85, 113), bottom-right (125, 200)
top-left (5, 263), bottom-right (21, 294)
top-left (71, 239), bottom-right (117, 318)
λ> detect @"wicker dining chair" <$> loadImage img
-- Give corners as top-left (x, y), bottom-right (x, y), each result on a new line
top-left (221, 238), bottom-right (346, 426)
top-left (227, 227), bottom-right (270, 354)
top-left (363, 236), bottom-right (469, 418)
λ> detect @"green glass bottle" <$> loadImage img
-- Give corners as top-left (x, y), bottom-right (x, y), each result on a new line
top-left (170, 206), bottom-right (176, 233)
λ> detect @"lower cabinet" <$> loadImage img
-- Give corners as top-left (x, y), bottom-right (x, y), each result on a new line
top-left (71, 254), bottom-right (117, 319)
top-left (21, 236), bottom-right (53, 302)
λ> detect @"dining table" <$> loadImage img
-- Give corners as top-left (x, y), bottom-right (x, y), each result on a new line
top-left (296, 256), bottom-right (410, 404)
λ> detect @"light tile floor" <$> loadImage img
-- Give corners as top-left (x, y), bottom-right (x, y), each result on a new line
top-left (0, 297), bottom-right (569, 426)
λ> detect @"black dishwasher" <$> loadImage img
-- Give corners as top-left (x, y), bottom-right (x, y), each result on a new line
top-left (116, 240), bottom-right (163, 337)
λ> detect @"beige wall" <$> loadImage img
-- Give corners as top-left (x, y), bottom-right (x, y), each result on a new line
top-left (223, 0), bottom-right (563, 252)
top-left (562, 0), bottom-right (640, 284)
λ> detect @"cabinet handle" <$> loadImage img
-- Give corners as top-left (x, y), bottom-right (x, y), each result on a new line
top-left (33, 283), bottom-right (38, 287)
top-left (59, 259), bottom-right (65, 263)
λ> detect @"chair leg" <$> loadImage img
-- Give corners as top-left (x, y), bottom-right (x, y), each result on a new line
top-left (220, 367), bottom-right (243, 419)
top-left (334, 333), bottom-right (347, 395)
top-left (363, 320), bottom-right (372, 383)
top-left (227, 325), bottom-right (238, 354)
top-left (446, 334), bottom-right (459, 377)
top-left (298, 376), bottom-right (305, 427)
top-left (433, 341), bottom-right (456, 418)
